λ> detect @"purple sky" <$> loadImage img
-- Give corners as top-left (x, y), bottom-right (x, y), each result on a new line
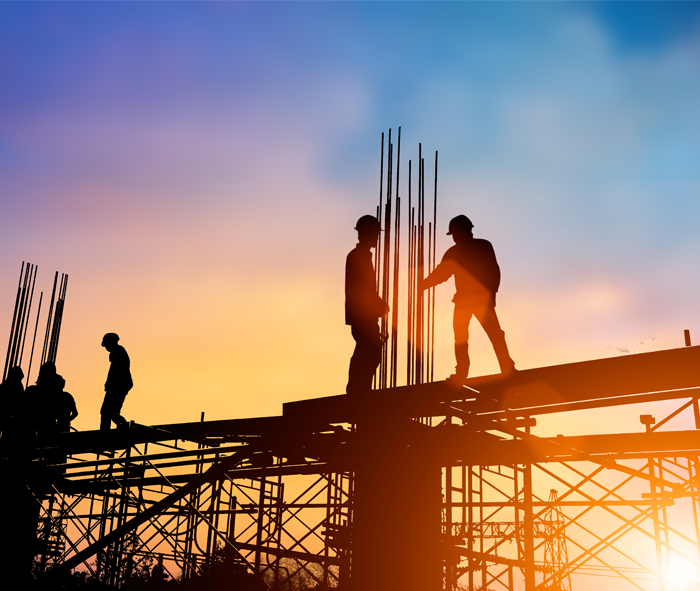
top-left (1, 2), bottom-right (700, 441)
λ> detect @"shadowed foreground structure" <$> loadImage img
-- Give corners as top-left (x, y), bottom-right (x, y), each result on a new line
top-left (3, 345), bottom-right (700, 589)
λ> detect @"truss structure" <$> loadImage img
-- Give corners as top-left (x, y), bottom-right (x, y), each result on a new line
top-left (3, 345), bottom-right (700, 590)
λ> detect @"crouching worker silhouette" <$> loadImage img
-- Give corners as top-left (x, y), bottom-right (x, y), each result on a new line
top-left (100, 333), bottom-right (133, 430)
top-left (345, 215), bottom-right (389, 394)
top-left (422, 215), bottom-right (515, 384)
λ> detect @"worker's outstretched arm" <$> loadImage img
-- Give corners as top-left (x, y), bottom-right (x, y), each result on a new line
top-left (421, 257), bottom-right (457, 291)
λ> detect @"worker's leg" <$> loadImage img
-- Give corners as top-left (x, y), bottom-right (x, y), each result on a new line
top-left (101, 390), bottom-right (128, 430)
top-left (112, 391), bottom-right (128, 428)
top-left (475, 303), bottom-right (515, 375)
top-left (100, 392), bottom-right (114, 430)
top-left (453, 302), bottom-right (472, 380)
top-left (347, 321), bottom-right (382, 394)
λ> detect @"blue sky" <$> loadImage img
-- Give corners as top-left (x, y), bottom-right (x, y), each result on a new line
top-left (1, 2), bottom-right (700, 431)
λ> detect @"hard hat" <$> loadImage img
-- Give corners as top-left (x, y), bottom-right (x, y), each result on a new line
top-left (355, 215), bottom-right (381, 233)
top-left (447, 215), bottom-right (474, 235)
top-left (102, 332), bottom-right (120, 346)
top-left (7, 366), bottom-right (24, 381)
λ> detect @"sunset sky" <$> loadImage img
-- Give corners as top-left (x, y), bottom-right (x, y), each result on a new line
top-left (2, 2), bottom-right (700, 435)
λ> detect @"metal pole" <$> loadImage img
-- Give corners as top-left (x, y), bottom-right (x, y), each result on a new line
top-left (376, 133), bottom-right (384, 303)
top-left (407, 160), bottom-right (414, 386)
top-left (431, 151), bottom-right (438, 382)
top-left (50, 274), bottom-right (68, 364)
top-left (41, 272), bottom-right (58, 366)
top-left (390, 127), bottom-right (401, 388)
top-left (380, 133), bottom-right (393, 389)
top-left (18, 265), bottom-right (38, 367)
top-left (691, 457), bottom-right (700, 566)
top-left (468, 465), bottom-right (474, 591)
top-left (26, 292), bottom-right (43, 385)
top-left (416, 146), bottom-right (423, 384)
top-left (9, 263), bottom-right (31, 371)
top-left (427, 222), bottom-right (432, 382)
top-left (12, 263), bottom-right (32, 369)
top-left (523, 423), bottom-right (536, 590)
top-left (4, 262), bottom-right (25, 380)
top-left (649, 457), bottom-right (666, 591)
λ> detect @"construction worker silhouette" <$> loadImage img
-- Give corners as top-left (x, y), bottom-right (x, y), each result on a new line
top-left (345, 215), bottom-right (389, 394)
top-left (54, 375), bottom-right (78, 434)
top-left (422, 215), bottom-right (515, 383)
top-left (100, 333), bottom-right (132, 430)
top-left (0, 366), bottom-right (24, 439)
top-left (29, 362), bottom-right (58, 437)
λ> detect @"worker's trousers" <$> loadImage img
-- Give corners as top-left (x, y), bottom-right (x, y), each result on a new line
top-left (453, 298), bottom-right (514, 379)
top-left (100, 389), bottom-right (129, 430)
top-left (347, 320), bottom-right (382, 394)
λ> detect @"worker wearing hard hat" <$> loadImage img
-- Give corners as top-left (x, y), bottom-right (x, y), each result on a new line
top-left (100, 333), bottom-right (133, 430)
top-left (421, 215), bottom-right (515, 383)
top-left (345, 215), bottom-right (389, 394)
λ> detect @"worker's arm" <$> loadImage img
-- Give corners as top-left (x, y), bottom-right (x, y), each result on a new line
top-left (421, 257), bottom-right (457, 291)
top-left (67, 393), bottom-right (78, 421)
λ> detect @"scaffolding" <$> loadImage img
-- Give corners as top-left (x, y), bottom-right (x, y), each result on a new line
top-left (0, 344), bottom-right (695, 589)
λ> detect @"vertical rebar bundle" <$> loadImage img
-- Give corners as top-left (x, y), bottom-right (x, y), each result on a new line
top-left (44, 272), bottom-right (69, 365)
top-left (3, 262), bottom-right (38, 380)
top-left (403, 147), bottom-right (438, 386)
top-left (374, 131), bottom-right (438, 389)
top-left (2, 262), bottom-right (68, 383)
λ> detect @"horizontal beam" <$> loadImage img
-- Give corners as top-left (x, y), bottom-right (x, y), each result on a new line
top-left (452, 547), bottom-right (521, 568)
top-left (474, 345), bottom-right (700, 411)
top-left (233, 541), bottom-right (341, 566)
top-left (284, 346), bottom-right (700, 423)
top-left (57, 461), bottom-right (331, 495)
top-left (438, 428), bottom-right (700, 467)
top-left (50, 428), bottom-right (700, 495)
top-left (28, 416), bottom-right (286, 457)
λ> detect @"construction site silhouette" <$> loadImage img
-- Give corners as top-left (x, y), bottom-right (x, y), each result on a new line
top-left (2, 132), bottom-right (700, 591)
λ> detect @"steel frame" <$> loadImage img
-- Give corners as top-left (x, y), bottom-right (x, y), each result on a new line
top-left (9, 347), bottom-right (700, 590)
top-left (30, 432), bottom-right (350, 589)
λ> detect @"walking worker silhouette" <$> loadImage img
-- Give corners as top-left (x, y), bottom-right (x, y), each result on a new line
top-left (345, 215), bottom-right (389, 394)
top-left (100, 333), bottom-right (133, 430)
top-left (422, 215), bottom-right (515, 383)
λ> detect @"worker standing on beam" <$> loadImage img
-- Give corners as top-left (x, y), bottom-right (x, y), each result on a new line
top-left (100, 333), bottom-right (132, 430)
top-left (421, 215), bottom-right (515, 383)
top-left (345, 215), bottom-right (389, 394)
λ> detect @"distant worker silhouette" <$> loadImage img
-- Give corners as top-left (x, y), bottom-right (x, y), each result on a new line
top-left (422, 215), bottom-right (515, 383)
top-left (0, 366), bottom-right (24, 438)
top-left (54, 375), bottom-right (78, 434)
top-left (28, 362), bottom-right (58, 437)
top-left (101, 333), bottom-right (133, 430)
top-left (345, 215), bottom-right (389, 394)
